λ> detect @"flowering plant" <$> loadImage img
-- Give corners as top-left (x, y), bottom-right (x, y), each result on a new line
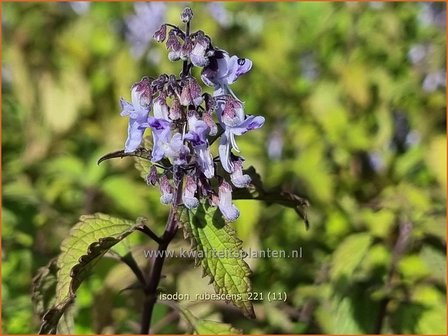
top-left (37, 8), bottom-right (308, 334)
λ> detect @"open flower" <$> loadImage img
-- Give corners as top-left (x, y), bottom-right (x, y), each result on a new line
top-left (218, 180), bottom-right (239, 222)
top-left (217, 98), bottom-right (265, 172)
top-left (148, 117), bottom-right (171, 162)
top-left (120, 77), bottom-right (153, 153)
top-left (149, 116), bottom-right (189, 165)
top-left (201, 50), bottom-right (252, 97)
top-left (184, 113), bottom-right (214, 178)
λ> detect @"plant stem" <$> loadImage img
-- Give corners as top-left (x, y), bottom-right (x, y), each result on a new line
top-left (140, 16), bottom-right (190, 333)
top-left (138, 225), bottom-right (163, 245)
top-left (373, 220), bottom-right (412, 333)
top-left (181, 20), bottom-right (191, 77)
top-left (140, 178), bottom-right (184, 334)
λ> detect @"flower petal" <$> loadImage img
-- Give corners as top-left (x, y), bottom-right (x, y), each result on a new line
top-left (148, 117), bottom-right (171, 162)
top-left (226, 56), bottom-right (252, 84)
top-left (230, 159), bottom-right (251, 188)
top-left (197, 145), bottom-right (215, 178)
top-left (159, 175), bottom-right (173, 205)
top-left (120, 98), bottom-right (135, 117)
top-left (219, 131), bottom-right (233, 173)
top-left (124, 119), bottom-right (146, 153)
top-left (153, 96), bottom-right (169, 120)
top-left (218, 181), bottom-right (239, 222)
top-left (232, 115), bottom-right (265, 136)
top-left (182, 175), bottom-right (199, 209)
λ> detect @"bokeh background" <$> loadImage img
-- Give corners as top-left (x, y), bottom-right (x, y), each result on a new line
top-left (2, 1), bottom-right (446, 334)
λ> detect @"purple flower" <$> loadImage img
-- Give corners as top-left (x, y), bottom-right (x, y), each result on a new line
top-left (182, 175), bottom-right (199, 209)
top-left (159, 175), bottom-right (173, 204)
top-left (179, 78), bottom-right (203, 107)
top-left (217, 98), bottom-right (264, 172)
top-left (202, 112), bottom-right (218, 136)
top-left (230, 158), bottom-right (251, 188)
top-left (153, 94), bottom-right (169, 120)
top-left (123, 119), bottom-right (147, 153)
top-left (190, 31), bottom-right (210, 67)
top-left (120, 77), bottom-right (153, 153)
top-left (148, 117), bottom-right (171, 162)
top-left (181, 7), bottom-right (194, 23)
top-left (169, 98), bottom-right (182, 120)
top-left (201, 50), bottom-right (252, 96)
top-left (218, 181), bottom-right (239, 222)
top-left (164, 133), bottom-right (189, 166)
top-left (166, 30), bottom-right (182, 62)
top-left (148, 117), bottom-right (189, 165)
top-left (153, 24), bottom-right (167, 42)
top-left (147, 165), bottom-right (159, 186)
top-left (181, 37), bottom-right (194, 60)
top-left (184, 113), bottom-right (215, 178)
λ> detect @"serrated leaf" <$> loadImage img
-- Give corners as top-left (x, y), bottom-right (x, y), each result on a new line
top-left (232, 166), bottom-right (310, 228)
top-left (179, 305), bottom-right (242, 334)
top-left (179, 204), bottom-right (255, 318)
top-left (39, 213), bottom-right (143, 334)
top-left (32, 259), bottom-right (58, 319)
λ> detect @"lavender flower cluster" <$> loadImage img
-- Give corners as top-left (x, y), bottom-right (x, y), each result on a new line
top-left (119, 8), bottom-right (264, 222)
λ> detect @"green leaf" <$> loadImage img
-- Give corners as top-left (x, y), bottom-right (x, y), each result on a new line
top-left (32, 259), bottom-right (58, 320)
top-left (329, 284), bottom-right (380, 334)
top-left (39, 213), bottom-right (143, 334)
top-left (179, 305), bottom-right (242, 334)
top-left (416, 303), bottom-right (447, 334)
top-left (179, 204), bottom-right (255, 318)
top-left (328, 233), bottom-right (376, 333)
top-left (330, 232), bottom-right (372, 284)
top-left (232, 166), bottom-right (310, 228)
top-left (420, 246), bottom-right (446, 284)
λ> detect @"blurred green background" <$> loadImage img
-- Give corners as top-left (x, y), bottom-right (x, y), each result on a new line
top-left (2, 1), bottom-right (446, 334)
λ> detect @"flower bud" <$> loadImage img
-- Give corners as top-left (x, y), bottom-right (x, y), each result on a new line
top-left (159, 175), bottom-right (174, 205)
top-left (180, 78), bottom-right (203, 107)
top-left (166, 31), bottom-right (181, 61)
top-left (181, 37), bottom-right (194, 60)
top-left (153, 24), bottom-right (167, 42)
top-left (230, 158), bottom-right (251, 188)
top-left (131, 76), bottom-right (153, 108)
top-left (204, 93), bottom-right (217, 113)
top-left (153, 94), bottom-right (169, 120)
top-left (169, 97), bottom-right (182, 120)
top-left (190, 32), bottom-right (210, 67)
top-left (182, 175), bottom-right (199, 209)
top-left (181, 7), bottom-right (193, 23)
top-left (222, 97), bottom-right (245, 127)
top-left (202, 112), bottom-right (217, 136)
top-left (146, 166), bottom-right (159, 186)
top-left (218, 181), bottom-right (240, 222)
